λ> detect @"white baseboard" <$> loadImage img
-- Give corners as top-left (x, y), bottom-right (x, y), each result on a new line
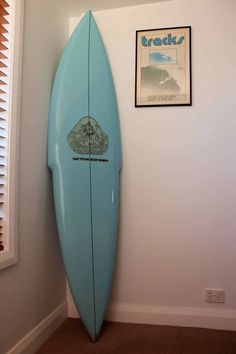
top-left (106, 303), bottom-right (236, 331)
top-left (67, 283), bottom-right (80, 318)
top-left (6, 302), bottom-right (67, 354)
top-left (67, 296), bottom-right (80, 318)
top-left (67, 293), bottom-right (236, 332)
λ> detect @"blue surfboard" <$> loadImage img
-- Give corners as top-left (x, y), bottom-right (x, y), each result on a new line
top-left (48, 11), bottom-right (121, 341)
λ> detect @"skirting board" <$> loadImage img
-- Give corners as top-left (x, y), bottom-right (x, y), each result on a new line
top-left (106, 303), bottom-right (236, 332)
top-left (68, 296), bottom-right (236, 332)
top-left (6, 302), bottom-right (67, 354)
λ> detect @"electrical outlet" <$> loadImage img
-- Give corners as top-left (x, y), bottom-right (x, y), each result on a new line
top-left (204, 288), bottom-right (225, 304)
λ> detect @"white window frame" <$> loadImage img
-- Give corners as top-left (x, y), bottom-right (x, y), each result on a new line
top-left (0, 0), bottom-right (24, 269)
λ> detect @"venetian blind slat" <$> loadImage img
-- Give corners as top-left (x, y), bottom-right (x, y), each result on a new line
top-left (0, 16), bottom-right (8, 25)
top-left (0, 6), bottom-right (9, 16)
top-left (0, 24), bottom-right (7, 33)
top-left (0, 0), bottom-right (9, 8)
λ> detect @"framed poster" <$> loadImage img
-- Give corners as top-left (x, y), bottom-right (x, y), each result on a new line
top-left (135, 26), bottom-right (191, 107)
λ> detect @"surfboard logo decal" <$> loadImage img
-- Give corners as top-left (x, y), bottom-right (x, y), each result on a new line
top-left (67, 116), bottom-right (109, 155)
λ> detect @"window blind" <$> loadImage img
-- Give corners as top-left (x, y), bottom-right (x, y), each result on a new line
top-left (0, 0), bottom-right (10, 252)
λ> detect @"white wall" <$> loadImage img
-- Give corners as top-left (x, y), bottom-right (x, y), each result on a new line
top-left (67, 0), bottom-right (170, 16)
top-left (0, 1), bottom-right (71, 353)
top-left (68, 0), bottom-right (236, 330)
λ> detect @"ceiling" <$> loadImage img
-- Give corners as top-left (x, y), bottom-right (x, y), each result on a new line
top-left (67, 0), bottom-right (171, 16)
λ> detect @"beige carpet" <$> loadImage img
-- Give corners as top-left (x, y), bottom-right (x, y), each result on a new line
top-left (37, 318), bottom-right (236, 354)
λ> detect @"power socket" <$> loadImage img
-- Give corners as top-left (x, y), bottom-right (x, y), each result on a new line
top-left (204, 288), bottom-right (225, 304)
